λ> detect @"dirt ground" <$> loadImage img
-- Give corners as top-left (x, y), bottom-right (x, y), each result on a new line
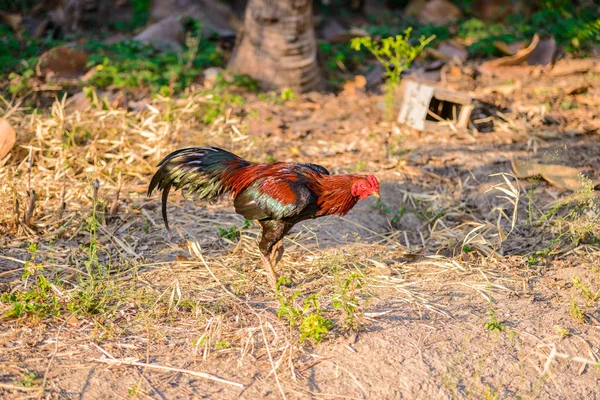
top-left (1, 63), bottom-right (600, 399)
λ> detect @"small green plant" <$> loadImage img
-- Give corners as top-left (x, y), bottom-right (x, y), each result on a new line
top-left (218, 226), bottom-right (240, 241)
top-left (299, 310), bottom-right (333, 344)
top-left (0, 243), bottom-right (61, 319)
top-left (572, 275), bottom-right (600, 304)
top-left (128, 383), bottom-right (143, 396)
top-left (484, 305), bottom-right (505, 332)
top-left (355, 160), bottom-right (366, 172)
top-left (1, 274), bottom-right (60, 319)
top-left (276, 278), bottom-right (333, 343)
top-left (569, 296), bottom-right (586, 323)
top-left (482, 385), bottom-right (500, 400)
top-left (280, 88), bottom-right (297, 102)
top-left (17, 371), bottom-right (38, 388)
top-left (332, 272), bottom-right (364, 330)
top-left (554, 325), bottom-right (570, 338)
top-left (351, 29), bottom-right (434, 120)
top-left (218, 220), bottom-right (250, 242)
top-left (214, 340), bottom-right (231, 350)
top-left (527, 256), bottom-right (539, 266)
top-left (375, 198), bottom-right (406, 224)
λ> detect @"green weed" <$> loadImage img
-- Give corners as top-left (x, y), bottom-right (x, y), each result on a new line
top-left (257, 88), bottom-right (298, 105)
top-left (332, 272), bottom-right (364, 330)
top-left (17, 371), bottom-right (38, 388)
top-left (555, 325), bottom-right (570, 338)
top-left (218, 220), bottom-right (250, 242)
top-left (0, 243), bottom-right (61, 320)
top-left (276, 278), bottom-right (333, 344)
top-left (351, 29), bottom-right (434, 120)
top-left (484, 304), bottom-right (505, 332)
top-left (375, 198), bottom-right (406, 224)
top-left (572, 275), bottom-right (600, 304)
top-left (214, 340), bottom-right (231, 350)
top-left (569, 296), bottom-right (586, 323)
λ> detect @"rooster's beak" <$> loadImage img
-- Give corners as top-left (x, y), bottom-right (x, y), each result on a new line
top-left (372, 192), bottom-right (380, 199)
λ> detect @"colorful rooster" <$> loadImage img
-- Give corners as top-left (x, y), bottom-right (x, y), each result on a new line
top-left (148, 147), bottom-right (380, 288)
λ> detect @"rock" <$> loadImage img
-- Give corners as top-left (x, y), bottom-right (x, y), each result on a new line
top-left (202, 67), bottom-right (225, 88)
top-left (321, 17), bottom-right (346, 41)
top-left (134, 15), bottom-right (185, 52)
top-left (528, 36), bottom-right (556, 66)
top-left (0, 118), bottom-right (16, 160)
top-left (150, 0), bottom-right (236, 38)
top-left (36, 46), bottom-right (89, 79)
top-left (65, 91), bottom-right (91, 112)
top-left (437, 40), bottom-right (468, 62)
top-left (472, 0), bottom-right (512, 21)
top-left (406, 0), bottom-right (462, 27)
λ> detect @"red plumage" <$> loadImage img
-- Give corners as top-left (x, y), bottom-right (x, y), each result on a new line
top-left (148, 147), bottom-right (380, 288)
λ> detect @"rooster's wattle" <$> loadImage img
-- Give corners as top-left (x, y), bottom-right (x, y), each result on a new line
top-left (148, 147), bottom-right (380, 287)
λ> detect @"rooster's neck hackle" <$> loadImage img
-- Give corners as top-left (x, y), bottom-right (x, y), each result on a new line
top-left (313, 175), bottom-right (361, 216)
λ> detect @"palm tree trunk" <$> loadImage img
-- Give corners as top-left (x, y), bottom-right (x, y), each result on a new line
top-left (227, 0), bottom-right (322, 93)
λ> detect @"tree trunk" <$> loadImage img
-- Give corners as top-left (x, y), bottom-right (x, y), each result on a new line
top-left (227, 0), bottom-right (322, 93)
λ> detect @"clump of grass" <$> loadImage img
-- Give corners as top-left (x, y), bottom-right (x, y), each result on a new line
top-left (525, 174), bottom-right (599, 257)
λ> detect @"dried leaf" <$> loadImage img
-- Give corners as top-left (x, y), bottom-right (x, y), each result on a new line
top-left (539, 164), bottom-right (583, 192)
top-left (66, 314), bottom-right (79, 327)
top-left (479, 34), bottom-right (543, 76)
top-left (512, 159), bottom-right (584, 191)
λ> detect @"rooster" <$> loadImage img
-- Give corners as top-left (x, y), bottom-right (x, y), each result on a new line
top-left (148, 147), bottom-right (380, 288)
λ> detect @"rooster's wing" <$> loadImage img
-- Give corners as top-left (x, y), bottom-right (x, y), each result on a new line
top-left (233, 164), bottom-right (324, 222)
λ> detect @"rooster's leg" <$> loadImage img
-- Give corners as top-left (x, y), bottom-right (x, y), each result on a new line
top-left (271, 240), bottom-right (284, 266)
top-left (258, 221), bottom-right (291, 289)
top-left (259, 250), bottom-right (278, 289)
